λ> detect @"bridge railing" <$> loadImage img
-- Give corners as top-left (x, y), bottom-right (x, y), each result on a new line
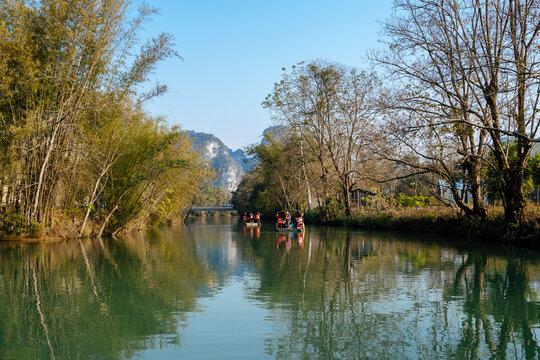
top-left (190, 206), bottom-right (235, 212)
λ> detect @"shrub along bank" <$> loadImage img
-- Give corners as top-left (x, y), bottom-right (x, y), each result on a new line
top-left (306, 206), bottom-right (540, 245)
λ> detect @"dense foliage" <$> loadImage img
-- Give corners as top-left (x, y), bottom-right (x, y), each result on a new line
top-left (0, 0), bottom-right (207, 237)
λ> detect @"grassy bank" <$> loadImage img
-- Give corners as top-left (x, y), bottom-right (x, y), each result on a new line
top-left (0, 213), bottom-right (90, 241)
top-left (309, 206), bottom-right (540, 245)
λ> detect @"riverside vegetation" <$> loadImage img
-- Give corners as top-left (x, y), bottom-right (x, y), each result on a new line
top-left (1, 0), bottom-right (540, 242)
top-left (232, 1), bottom-right (540, 242)
top-left (0, 0), bottom-right (211, 239)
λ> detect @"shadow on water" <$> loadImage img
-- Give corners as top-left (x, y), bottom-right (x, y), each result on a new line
top-left (0, 218), bottom-right (538, 359)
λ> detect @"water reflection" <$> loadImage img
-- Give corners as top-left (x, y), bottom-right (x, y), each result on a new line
top-left (0, 231), bottom-right (209, 359)
top-left (0, 220), bottom-right (538, 359)
top-left (243, 225), bottom-right (261, 240)
top-left (446, 255), bottom-right (540, 359)
top-left (254, 229), bottom-right (540, 359)
top-left (276, 232), bottom-right (304, 251)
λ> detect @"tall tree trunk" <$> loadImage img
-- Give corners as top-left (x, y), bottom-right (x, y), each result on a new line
top-left (97, 204), bottom-right (118, 237)
top-left (318, 151), bottom-right (329, 221)
top-left (277, 173), bottom-right (291, 209)
top-left (79, 179), bottom-right (101, 237)
top-left (343, 184), bottom-right (352, 218)
top-left (97, 189), bottom-right (129, 237)
top-left (448, 180), bottom-right (475, 217)
top-left (299, 139), bottom-right (312, 211)
top-left (31, 121), bottom-right (60, 222)
top-left (80, 166), bottom-right (110, 236)
top-left (503, 171), bottom-right (525, 225)
top-left (464, 160), bottom-right (487, 220)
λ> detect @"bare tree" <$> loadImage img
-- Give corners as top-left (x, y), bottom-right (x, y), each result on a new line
top-left (264, 61), bottom-right (339, 219)
top-left (374, 0), bottom-right (540, 223)
top-left (327, 68), bottom-right (380, 217)
top-left (264, 61), bottom-right (379, 218)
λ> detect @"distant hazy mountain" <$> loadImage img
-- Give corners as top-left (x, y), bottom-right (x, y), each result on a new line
top-left (186, 131), bottom-right (254, 193)
top-left (186, 127), bottom-right (294, 194)
top-left (230, 148), bottom-right (256, 173)
top-left (261, 125), bottom-right (289, 145)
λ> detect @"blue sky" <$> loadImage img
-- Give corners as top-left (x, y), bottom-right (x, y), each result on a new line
top-left (143, 0), bottom-right (395, 150)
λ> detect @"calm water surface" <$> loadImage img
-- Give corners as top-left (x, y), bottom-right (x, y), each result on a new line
top-left (1, 217), bottom-right (539, 359)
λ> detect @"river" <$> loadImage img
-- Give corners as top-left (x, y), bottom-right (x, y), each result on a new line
top-left (0, 217), bottom-right (539, 359)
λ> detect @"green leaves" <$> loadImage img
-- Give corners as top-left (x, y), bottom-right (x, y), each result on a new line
top-left (0, 0), bottom-right (203, 236)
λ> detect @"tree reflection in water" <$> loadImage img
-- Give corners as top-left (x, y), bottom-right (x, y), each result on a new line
top-left (0, 223), bottom-right (538, 359)
top-left (448, 254), bottom-right (539, 359)
top-left (0, 231), bottom-right (210, 360)
top-left (236, 227), bottom-right (540, 359)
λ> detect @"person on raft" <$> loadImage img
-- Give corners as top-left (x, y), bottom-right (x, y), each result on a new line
top-left (276, 212), bottom-right (285, 228)
top-left (295, 213), bottom-right (304, 229)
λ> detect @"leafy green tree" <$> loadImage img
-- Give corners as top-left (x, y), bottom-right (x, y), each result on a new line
top-left (193, 185), bottom-right (229, 206)
top-left (234, 133), bottom-right (313, 214)
top-left (0, 0), bottom-right (205, 237)
top-left (97, 121), bottom-right (204, 236)
top-left (231, 172), bottom-right (262, 213)
top-left (484, 144), bottom-right (540, 204)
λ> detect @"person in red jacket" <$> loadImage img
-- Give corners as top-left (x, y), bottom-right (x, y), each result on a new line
top-left (276, 213), bottom-right (283, 228)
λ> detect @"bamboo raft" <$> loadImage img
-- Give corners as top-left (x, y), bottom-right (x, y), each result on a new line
top-left (276, 224), bottom-right (305, 233)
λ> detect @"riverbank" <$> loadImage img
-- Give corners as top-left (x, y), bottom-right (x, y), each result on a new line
top-left (3, 205), bottom-right (538, 245)
top-left (0, 214), bottom-right (80, 242)
top-left (308, 206), bottom-right (540, 245)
